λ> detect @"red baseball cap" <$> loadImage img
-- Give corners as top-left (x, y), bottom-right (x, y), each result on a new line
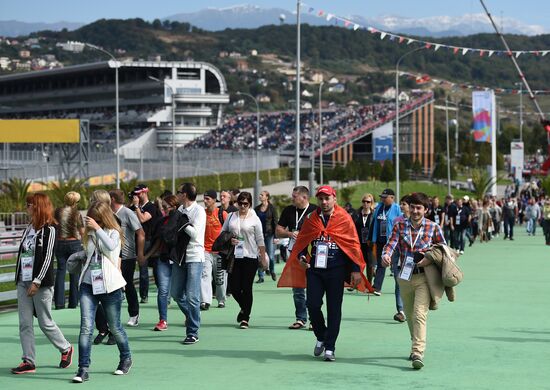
top-left (316, 185), bottom-right (336, 197)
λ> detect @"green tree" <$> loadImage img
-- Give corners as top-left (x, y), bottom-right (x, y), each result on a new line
top-left (380, 160), bottom-right (395, 186)
top-left (338, 187), bottom-right (356, 204)
top-left (43, 177), bottom-right (88, 209)
top-left (332, 164), bottom-right (346, 183)
top-left (370, 161), bottom-right (382, 180)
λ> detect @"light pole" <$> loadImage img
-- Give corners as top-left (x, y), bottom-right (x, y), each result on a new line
top-left (237, 92), bottom-right (262, 205)
top-left (149, 76), bottom-right (177, 194)
top-left (445, 98), bottom-right (452, 196)
top-left (516, 82), bottom-right (523, 141)
top-left (66, 42), bottom-right (121, 187)
top-left (295, 0), bottom-right (302, 187)
top-left (319, 81), bottom-right (324, 185)
top-left (395, 46), bottom-right (425, 201)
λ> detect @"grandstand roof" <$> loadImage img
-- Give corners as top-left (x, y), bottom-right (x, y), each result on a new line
top-left (0, 60), bottom-right (226, 86)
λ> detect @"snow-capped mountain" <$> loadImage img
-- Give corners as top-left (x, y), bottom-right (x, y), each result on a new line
top-left (0, 20), bottom-right (84, 37)
top-left (165, 5), bottom-right (547, 36)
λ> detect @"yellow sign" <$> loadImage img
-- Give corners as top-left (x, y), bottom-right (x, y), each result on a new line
top-left (0, 120), bottom-right (80, 143)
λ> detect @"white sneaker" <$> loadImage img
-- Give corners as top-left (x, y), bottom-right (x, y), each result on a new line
top-left (127, 314), bottom-right (139, 327)
top-left (459, 250), bottom-right (464, 255)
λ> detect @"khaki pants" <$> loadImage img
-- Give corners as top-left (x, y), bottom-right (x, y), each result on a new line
top-left (397, 273), bottom-right (430, 357)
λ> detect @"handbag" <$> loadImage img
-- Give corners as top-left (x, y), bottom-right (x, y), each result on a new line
top-left (67, 250), bottom-right (86, 275)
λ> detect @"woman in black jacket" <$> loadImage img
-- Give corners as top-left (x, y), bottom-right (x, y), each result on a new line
top-left (353, 193), bottom-right (375, 285)
top-left (254, 191), bottom-right (278, 282)
top-left (12, 193), bottom-right (73, 375)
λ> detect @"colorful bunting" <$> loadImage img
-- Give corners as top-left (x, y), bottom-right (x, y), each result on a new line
top-left (301, 2), bottom-right (550, 59)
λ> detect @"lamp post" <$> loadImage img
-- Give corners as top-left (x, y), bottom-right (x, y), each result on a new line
top-left (295, 0), bottom-right (302, 187)
top-left (66, 42), bottom-right (120, 187)
top-left (395, 46), bottom-right (425, 201)
top-left (149, 76), bottom-right (176, 194)
top-left (515, 81), bottom-right (524, 141)
top-left (237, 92), bottom-right (262, 205)
top-left (445, 98), bottom-right (452, 196)
top-left (319, 81), bottom-right (324, 185)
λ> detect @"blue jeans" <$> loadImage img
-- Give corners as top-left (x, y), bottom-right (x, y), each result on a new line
top-left (373, 241), bottom-right (387, 292)
top-left (454, 228), bottom-right (466, 251)
top-left (258, 235), bottom-right (275, 278)
top-left (54, 240), bottom-right (82, 308)
top-left (293, 287), bottom-right (308, 323)
top-left (391, 254), bottom-right (404, 313)
top-left (153, 260), bottom-right (172, 321)
top-left (171, 261), bottom-right (203, 337)
top-left (527, 218), bottom-right (537, 235)
top-left (78, 283), bottom-right (131, 368)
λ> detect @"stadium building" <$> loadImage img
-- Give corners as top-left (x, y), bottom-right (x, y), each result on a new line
top-left (0, 60), bottom-right (230, 154)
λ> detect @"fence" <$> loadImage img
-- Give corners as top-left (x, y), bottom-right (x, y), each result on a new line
top-left (0, 148), bottom-right (280, 183)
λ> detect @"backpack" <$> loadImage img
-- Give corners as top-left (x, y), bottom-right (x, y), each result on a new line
top-left (218, 207), bottom-right (225, 225)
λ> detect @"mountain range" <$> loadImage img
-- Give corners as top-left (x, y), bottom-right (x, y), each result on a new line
top-left (0, 4), bottom-right (546, 38)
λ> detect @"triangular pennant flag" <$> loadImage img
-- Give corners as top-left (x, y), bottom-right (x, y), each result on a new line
top-left (399, 36), bottom-right (405, 44)
top-left (425, 43), bottom-right (432, 49)
top-left (488, 50), bottom-right (494, 57)
top-left (543, 51), bottom-right (549, 56)
top-left (479, 50), bottom-right (485, 57)
top-left (318, 10), bottom-right (324, 16)
top-left (506, 51), bottom-right (513, 56)
top-left (434, 44), bottom-right (441, 51)
top-left (389, 35), bottom-right (396, 41)
top-left (380, 32), bottom-right (387, 40)
top-left (353, 24), bottom-right (360, 31)
top-left (515, 51), bottom-right (522, 58)
top-left (368, 27), bottom-right (376, 33)
top-left (344, 20), bottom-right (351, 27)
top-left (462, 48), bottom-right (469, 55)
top-left (308, 7), bottom-right (314, 13)
top-left (326, 13), bottom-right (333, 21)
top-left (407, 38), bottom-right (415, 45)
top-left (453, 47), bottom-right (459, 54)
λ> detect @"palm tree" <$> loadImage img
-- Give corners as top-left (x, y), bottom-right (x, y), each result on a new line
top-left (1, 178), bottom-right (31, 211)
top-left (471, 169), bottom-right (497, 200)
top-left (42, 177), bottom-right (87, 208)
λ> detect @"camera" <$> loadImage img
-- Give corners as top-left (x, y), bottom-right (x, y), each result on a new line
top-left (128, 191), bottom-right (137, 201)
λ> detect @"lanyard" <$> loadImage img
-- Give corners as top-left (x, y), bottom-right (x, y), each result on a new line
top-left (295, 204), bottom-right (309, 230)
top-left (407, 220), bottom-right (424, 251)
top-left (319, 211), bottom-right (332, 226)
top-left (362, 214), bottom-right (369, 227)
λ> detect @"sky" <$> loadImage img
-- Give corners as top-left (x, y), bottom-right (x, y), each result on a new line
top-left (1, 0), bottom-right (548, 28)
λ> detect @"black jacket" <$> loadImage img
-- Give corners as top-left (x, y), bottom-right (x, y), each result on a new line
top-left (15, 224), bottom-right (57, 287)
top-left (160, 210), bottom-right (191, 266)
top-left (254, 203), bottom-right (278, 237)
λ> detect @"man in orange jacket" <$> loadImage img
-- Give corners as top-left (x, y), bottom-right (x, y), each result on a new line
top-left (278, 185), bottom-right (373, 361)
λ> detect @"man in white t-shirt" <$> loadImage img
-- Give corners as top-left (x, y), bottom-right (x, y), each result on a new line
top-left (172, 182), bottom-right (206, 345)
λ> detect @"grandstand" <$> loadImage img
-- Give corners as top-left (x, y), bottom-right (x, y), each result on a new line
top-left (0, 60), bottom-right (230, 153)
top-left (187, 91), bottom-right (435, 174)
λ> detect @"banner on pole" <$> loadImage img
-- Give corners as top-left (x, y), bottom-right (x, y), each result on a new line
top-left (510, 142), bottom-right (524, 182)
top-left (372, 122), bottom-right (393, 161)
top-left (472, 90), bottom-right (495, 143)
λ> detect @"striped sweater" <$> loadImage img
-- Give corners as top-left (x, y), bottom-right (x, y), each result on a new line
top-left (15, 223), bottom-right (57, 287)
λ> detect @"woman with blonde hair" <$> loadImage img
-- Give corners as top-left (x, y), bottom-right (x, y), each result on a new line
top-left (353, 193), bottom-right (375, 284)
top-left (54, 191), bottom-right (84, 309)
top-left (12, 193), bottom-right (73, 375)
top-left (73, 201), bottom-right (131, 383)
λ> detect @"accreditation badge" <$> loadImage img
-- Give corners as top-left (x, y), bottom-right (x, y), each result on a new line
top-left (398, 256), bottom-right (415, 281)
top-left (91, 254), bottom-right (106, 295)
top-left (315, 242), bottom-right (329, 269)
top-left (21, 251), bottom-right (34, 282)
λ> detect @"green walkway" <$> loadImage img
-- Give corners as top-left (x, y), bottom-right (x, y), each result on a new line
top-left (0, 230), bottom-right (548, 389)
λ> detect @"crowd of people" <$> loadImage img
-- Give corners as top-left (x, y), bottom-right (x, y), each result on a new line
top-left (14, 177), bottom-right (542, 381)
top-left (185, 100), bottom-right (399, 153)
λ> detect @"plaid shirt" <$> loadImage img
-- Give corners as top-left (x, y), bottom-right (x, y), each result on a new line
top-left (382, 217), bottom-right (446, 266)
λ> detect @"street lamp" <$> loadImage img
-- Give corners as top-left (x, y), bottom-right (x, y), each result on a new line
top-left (395, 46), bottom-right (425, 201)
top-left (318, 81), bottom-right (324, 185)
top-left (515, 81), bottom-right (523, 141)
top-left (445, 98), bottom-right (452, 196)
top-left (149, 76), bottom-right (177, 194)
top-left (64, 41), bottom-right (121, 187)
top-left (295, 0), bottom-right (302, 187)
top-left (236, 92), bottom-right (262, 205)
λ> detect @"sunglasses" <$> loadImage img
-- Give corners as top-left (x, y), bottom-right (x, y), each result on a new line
top-left (362, 200), bottom-right (372, 203)
top-left (238, 202), bottom-right (250, 207)
top-left (26, 203), bottom-right (33, 208)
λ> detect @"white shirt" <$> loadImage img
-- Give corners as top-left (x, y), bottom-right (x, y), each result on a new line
top-left (178, 201), bottom-right (206, 263)
top-left (222, 210), bottom-right (265, 259)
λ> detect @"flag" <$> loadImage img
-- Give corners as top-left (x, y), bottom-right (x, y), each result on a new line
top-left (472, 90), bottom-right (495, 143)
